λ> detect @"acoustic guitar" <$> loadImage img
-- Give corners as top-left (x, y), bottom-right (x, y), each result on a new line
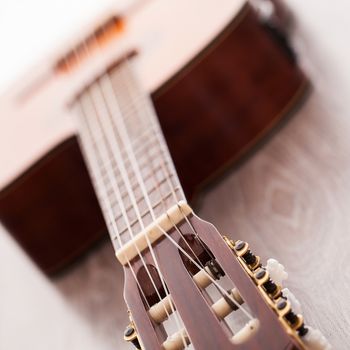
top-left (0, 0), bottom-right (332, 349)
top-left (0, 0), bottom-right (308, 275)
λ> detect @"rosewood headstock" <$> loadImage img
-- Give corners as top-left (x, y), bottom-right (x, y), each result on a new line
top-left (121, 202), bottom-right (328, 350)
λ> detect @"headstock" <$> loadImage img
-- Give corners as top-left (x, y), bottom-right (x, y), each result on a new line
top-left (121, 202), bottom-right (330, 349)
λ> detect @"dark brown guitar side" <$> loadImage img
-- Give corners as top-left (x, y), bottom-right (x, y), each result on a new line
top-left (0, 5), bottom-right (308, 274)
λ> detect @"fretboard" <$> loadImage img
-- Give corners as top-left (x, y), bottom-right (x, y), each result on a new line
top-left (72, 56), bottom-right (185, 251)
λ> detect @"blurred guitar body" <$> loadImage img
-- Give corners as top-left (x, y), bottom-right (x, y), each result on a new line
top-left (0, 0), bottom-right (307, 273)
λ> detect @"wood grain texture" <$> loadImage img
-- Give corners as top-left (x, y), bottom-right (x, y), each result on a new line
top-left (1, 0), bottom-right (350, 349)
top-left (123, 215), bottom-right (301, 349)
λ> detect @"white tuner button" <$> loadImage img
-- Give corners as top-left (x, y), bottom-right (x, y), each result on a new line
top-left (266, 258), bottom-right (288, 286)
top-left (281, 288), bottom-right (302, 315)
top-left (303, 327), bottom-right (332, 350)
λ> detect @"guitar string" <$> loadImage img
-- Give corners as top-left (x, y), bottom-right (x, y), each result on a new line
top-left (86, 44), bottom-right (253, 320)
top-left (89, 23), bottom-right (187, 342)
top-left (82, 86), bottom-right (191, 346)
top-left (74, 34), bottom-right (253, 328)
top-left (69, 42), bottom-right (151, 304)
top-left (82, 62), bottom-right (254, 321)
top-left (115, 72), bottom-right (230, 327)
top-left (87, 30), bottom-right (186, 342)
top-left (95, 71), bottom-right (187, 348)
top-left (121, 61), bottom-right (216, 263)
top-left (70, 42), bottom-right (163, 314)
top-left (75, 39), bottom-right (187, 348)
top-left (119, 61), bottom-right (241, 314)
top-left (73, 44), bottom-right (175, 327)
top-left (74, 100), bottom-right (150, 310)
top-left (118, 62), bottom-right (211, 270)
top-left (82, 85), bottom-right (179, 332)
top-left (104, 64), bottom-right (215, 338)
top-left (109, 98), bottom-right (196, 349)
top-left (97, 60), bottom-right (253, 320)
top-left (115, 63), bottom-right (206, 270)
top-left (116, 65), bottom-right (228, 329)
top-left (119, 60), bottom-right (253, 320)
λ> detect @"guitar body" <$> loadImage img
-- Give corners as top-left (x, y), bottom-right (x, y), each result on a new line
top-left (0, 0), bottom-right (307, 273)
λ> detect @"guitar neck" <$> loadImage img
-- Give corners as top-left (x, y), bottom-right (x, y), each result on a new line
top-left (72, 56), bottom-right (185, 251)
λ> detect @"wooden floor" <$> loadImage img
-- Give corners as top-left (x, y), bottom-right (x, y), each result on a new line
top-left (1, 0), bottom-right (350, 349)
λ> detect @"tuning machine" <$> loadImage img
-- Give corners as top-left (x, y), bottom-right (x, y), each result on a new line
top-left (223, 237), bottom-right (261, 271)
top-left (223, 236), bottom-right (331, 348)
top-left (253, 267), bottom-right (282, 299)
top-left (274, 295), bottom-right (307, 336)
top-left (224, 237), bottom-right (290, 299)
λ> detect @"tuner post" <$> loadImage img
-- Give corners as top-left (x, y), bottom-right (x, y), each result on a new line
top-left (223, 237), bottom-right (261, 272)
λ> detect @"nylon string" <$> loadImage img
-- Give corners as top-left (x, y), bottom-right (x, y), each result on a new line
top-left (94, 72), bottom-right (187, 347)
top-left (73, 43), bottom-right (183, 342)
top-left (73, 38), bottom-right (254, 342)
top-left (96, 62), bottom-right (253, 320)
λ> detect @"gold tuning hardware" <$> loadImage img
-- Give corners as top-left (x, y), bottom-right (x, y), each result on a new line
top-left (124, 312), bottom-right (142, 349)
top-left (223, 237), bottom-right (261, 271)
top-left (275, 298), bottom-right (292, 316)
top-left (224, 236), bottom-right (310, 342)
top-left (275, 297), bottom-right (305, 333)
top-left (253, 268), bottom-right (282, 299)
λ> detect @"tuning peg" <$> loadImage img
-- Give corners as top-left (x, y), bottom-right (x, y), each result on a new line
top-left (303, 327), bottom-right (332, 350)
top-left (266, 258), bottom-right (288, 286)
top-left (224, 237), bottom-right (261, 271)
top-left (281, 288), bottom-right (302, 315)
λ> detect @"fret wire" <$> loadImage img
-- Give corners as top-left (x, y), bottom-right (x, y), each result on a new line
top-left (114, 63), bottom-right (209, 281)
top-left (111, 72), bottom-right (178, 210)
top-left (104, 161), bottom-right (171, 202)
top-left (97, 142), bottom-right (161, 187)
top-left (88, 82), bottom-right (147, 232)
top-left (80, 79), bottom-right (152, 254)
top-left (116, 189), bottom-right (183, 242)
top-left (89, 112), bottom-right (175, 188)
top-left (83, 86), bottom-right (151, 250)
top-left (82, 113), bottom-right (179, 239)
top-left (112, 76), bottom-right (211, 262)
top-left (99, 141), bottom-right (165, 180)
top-left (104, 72), bottom-right (178, 213)
top-left (133, 102), bottom-right (181, 204)
top-left (110, 174), bottom-right (174, 214)
top-left (100, 60), bottom-right (186, 339)
top-left (116, 81), bottom-right (176, 221)
top-left (75, 101), bottom-right (129, 252)
top-left (117, 65), bottom-right (209, 278)
top-left (77, 93), bottom-right (131, 248)
top-left (111, 65), bottom-right (182, 199)
top-left (112, 186), bottom-right (182, 241)
top-left (117, 187), bottom-right (180, 232)
top-left (75, 59), bottom-right (184, 247)
top-left (81, 103), bottom-right (161, 168)
top-left (114, 65), bottom-right (184, 199)
top-left (95, 146), bottom-right (173, 201)
top-left (93, 68), bottom-right (166, 249)
top-left (91, 121), bottom-right (162, 165)
top-left (86, 138), bottom-right (173, 228)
